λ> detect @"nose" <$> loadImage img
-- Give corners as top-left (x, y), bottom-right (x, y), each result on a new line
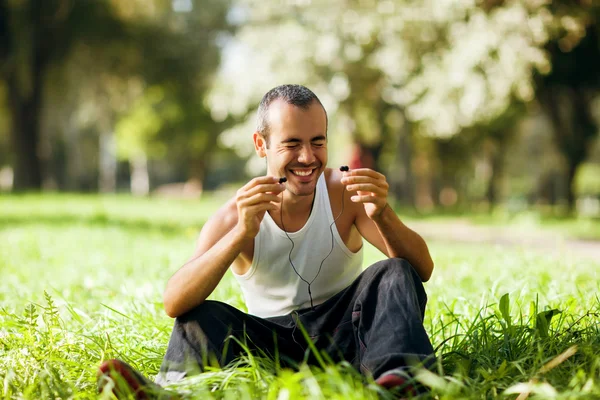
top-left (298, 144), bottom-right (315, 165)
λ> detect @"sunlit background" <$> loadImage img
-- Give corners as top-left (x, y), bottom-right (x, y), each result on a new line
top-left (1, 0), bottom-right (599, 217)
top-left (2, 2), bottom-right (600, 398)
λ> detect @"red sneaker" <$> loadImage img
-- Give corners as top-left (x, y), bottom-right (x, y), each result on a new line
top-left (97, 359), bottom-right (176, 399)
top-left (375, 369), bottom-right (420, 397)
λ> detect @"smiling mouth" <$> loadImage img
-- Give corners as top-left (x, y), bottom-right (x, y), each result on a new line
top-left (291, 168), bottom-right (315, 177)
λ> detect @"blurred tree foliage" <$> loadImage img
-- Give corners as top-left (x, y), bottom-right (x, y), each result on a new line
top-left (208, 0), bottom-right (600, 212)
top-left (0, 0), bottom-right (599, 214)
top-left (208, 0), bottom-right (551, 205)
top-left (1, 0), bottom-right (122, 189)
top-left (0, 0), bottom-right (231, 192)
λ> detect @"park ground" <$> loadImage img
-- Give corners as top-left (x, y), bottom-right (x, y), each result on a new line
top-left (1, 194), bottom-right (599, 399)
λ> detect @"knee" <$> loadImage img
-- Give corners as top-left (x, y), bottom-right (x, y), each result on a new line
top-left (176, 300), bottom-right (227, 326)
top-left (370, 258), bottom-right (428, 311)
top-left (368, 258), bottom-right (425, 293)
top-left (370, 258), bottom-right (417, 282)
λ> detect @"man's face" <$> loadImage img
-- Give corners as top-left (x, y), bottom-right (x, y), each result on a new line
top-left (258, 99), bottom-right (328, 197)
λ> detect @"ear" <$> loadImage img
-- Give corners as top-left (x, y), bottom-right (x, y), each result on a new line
top-left (253, 131), bottom-right (267, 158)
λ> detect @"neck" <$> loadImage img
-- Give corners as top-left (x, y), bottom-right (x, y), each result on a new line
top-left (274, 188), bottom-right (316, 233)
top-left (279, 189), bottom-right (315, 214)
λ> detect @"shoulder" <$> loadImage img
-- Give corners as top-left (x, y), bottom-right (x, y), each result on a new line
top-left (212, 196), bottom-right (238, 226)
top-left (324, 167), bottom-right (344, 192)
top-left (323, 167), bottom-right (360, 216)
top-left (197, 196), bottom-right (238, 243)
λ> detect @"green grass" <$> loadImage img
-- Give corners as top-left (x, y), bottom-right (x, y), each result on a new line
top-left (400, 207), bottom-right (600, 242)
top-left (1, 194), bottom-right (599, 399)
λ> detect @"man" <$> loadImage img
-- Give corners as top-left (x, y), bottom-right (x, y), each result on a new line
top-left (99, 84), bottom-right (435, 398)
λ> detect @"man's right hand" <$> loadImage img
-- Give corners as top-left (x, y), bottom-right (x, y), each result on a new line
top-left (235, 176), bottom-right (285, 239)
top-left (163, 176), bottom-right (285, 317)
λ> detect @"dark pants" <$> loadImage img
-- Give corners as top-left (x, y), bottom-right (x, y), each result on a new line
top-left (156, 258), bottom-right (434, 384)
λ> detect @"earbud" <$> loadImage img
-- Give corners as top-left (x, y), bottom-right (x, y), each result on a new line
top-left (339, 165), bottom-right (349, 172)
top-left (279, 177), bottom-right (287, 184)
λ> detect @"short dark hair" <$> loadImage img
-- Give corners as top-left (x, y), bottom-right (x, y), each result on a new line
top-left (256, 84), bottom-right (328, 146)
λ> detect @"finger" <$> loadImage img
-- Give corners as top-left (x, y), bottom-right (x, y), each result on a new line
top-left (242, 192), bottom-right (282, 206)
top-left (241, 205), bottom-right (276, 223)
top-left (241, 176), bottom-right (279, 191)
top-left (243, 183), bottom-right (285, 198)
top-left (341, 175), bottom-right (388, 186)
top-left (350, 194), bottom-right (386, 205)
top-left (246, 202), bottom-right (278, 214)
top-left (342, 168), bottom-right (386, 180)
top-left (345, 183), bottom-right (387, 195)
top-left (238, 194), bottom-right (281, 211)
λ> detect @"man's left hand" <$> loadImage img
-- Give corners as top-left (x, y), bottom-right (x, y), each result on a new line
top-left (341, 168), bottom-right (389, 220)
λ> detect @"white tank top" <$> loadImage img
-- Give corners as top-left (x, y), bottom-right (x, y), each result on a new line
top-left (232, 173), bottom-right (364, 317)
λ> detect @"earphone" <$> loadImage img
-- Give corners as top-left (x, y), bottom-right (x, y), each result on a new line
top-left (279, 166), bottom-right (349, 310)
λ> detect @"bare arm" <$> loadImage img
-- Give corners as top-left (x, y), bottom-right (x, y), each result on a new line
top-left (163, 177), bottom-right (284, 318)
top-left (162, 206), bottom-right (246, 318)
top-left (359, 204), bottom-right (434, 281)
top-left (342, 168), bottom-right (434, 281)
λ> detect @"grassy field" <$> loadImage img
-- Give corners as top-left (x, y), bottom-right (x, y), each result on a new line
top-left (400, 208), bottom-right (600, 242)
top-left (1, 194), bottom-right (599, 399)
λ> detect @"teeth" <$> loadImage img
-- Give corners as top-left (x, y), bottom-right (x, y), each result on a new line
top-left (292, 169), bottom-right (313, 176)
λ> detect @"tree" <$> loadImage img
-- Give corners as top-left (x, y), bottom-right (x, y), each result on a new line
top-left (109, 0), bottom-right (231, 193)
top-left (0, 0), bottom-right (127, 190)
top-left (208, 0), bottom-right (555, 208)
top-left (0, 0), bottom-right (231, 192)
top-left (537, 5), bottom-right (600, 211)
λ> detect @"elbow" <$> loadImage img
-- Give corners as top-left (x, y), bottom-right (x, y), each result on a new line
top-left (163, 288), bottom-right (204, 318)
top-left (163, 288), bottom-right (185, 319)
top-left (163, 292), bottom-right (179, 318)
top-left (164, 306), bottom-right (179, 319)
top-left (421, 260), bottom-right (434, 282)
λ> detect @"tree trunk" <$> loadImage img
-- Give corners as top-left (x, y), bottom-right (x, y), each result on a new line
top-left (189, 156), bottom-right (206, 186)
top-left (64, 114), bottom-right (82, 190)
top-left (4, 0), bottom-right (49, 191)
top-left (565, 161), bottom-right (578, 213)
top-left (539, 23), bottom-right (600, 212)
top-left (98, 129), bottom-right (117, 193)
top-left (391, 114), bottom-right (415, 206)
top-left (485, 138), bottom-right (507, 209)
top-left (130, 152), bottom-right (149, 196)
top-left (541, 86), bottom-right (596, 213)
top-left (485, 159), bottom-right (498, 207)
top-left (7, 74), bottom-right (43, 191)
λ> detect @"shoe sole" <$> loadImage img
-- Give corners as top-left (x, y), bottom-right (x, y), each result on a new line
top-left (98, 359), bottom-right (154, 399)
